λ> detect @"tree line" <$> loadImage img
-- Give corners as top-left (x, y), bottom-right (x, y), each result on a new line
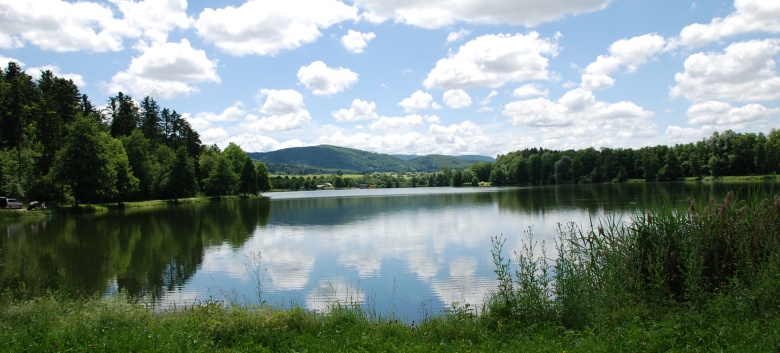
top-left (0, 62), bottom-right (271, 206)
top-left (485, 129), bottom-right (780, 186)
top-left (272, 128), bottom-right (780, 191)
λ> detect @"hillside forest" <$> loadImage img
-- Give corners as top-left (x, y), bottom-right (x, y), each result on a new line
top-left (0, 62), bottom-right (271, 206)
top-left (2, 61), bottom-right (780, 203)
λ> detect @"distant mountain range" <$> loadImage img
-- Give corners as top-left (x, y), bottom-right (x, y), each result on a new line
top-left (247, 145), bottom-right (495, 174)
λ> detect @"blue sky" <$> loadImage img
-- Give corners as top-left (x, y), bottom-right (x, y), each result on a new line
top-left (1, 0), bottom-right (778, 157)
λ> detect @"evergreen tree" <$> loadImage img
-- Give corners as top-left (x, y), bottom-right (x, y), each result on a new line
top-left (256, 162), bottom-right (272, 192)
top-left (165, 147), bottom-right (198, 200)
top-left (239, 158), bottom-right (258, 195)
top-left (33, 71), bottom-right (81, 197)
top-left (528, 154), bottom-right (542, 185)
top-left (108, 92), bottom-right (139, 138)
top-left (139, 96), bottom-right (162, 147)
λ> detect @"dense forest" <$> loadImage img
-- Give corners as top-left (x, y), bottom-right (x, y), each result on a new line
top-left (0, 62), bottom-right (271, 206)
top-left (248, 145), bottom-right (494, 174)
top-left (485, 128), bottom-right (780, 186)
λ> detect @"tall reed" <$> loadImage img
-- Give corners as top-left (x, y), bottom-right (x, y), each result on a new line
top-left (485, 190), bottom-right (780, 329)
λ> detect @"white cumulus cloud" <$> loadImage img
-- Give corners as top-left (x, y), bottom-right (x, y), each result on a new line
top-left (399, 90), bottom-right (442, 112)
top-left (297, 61), bottom-right (359, 96)
top-left (0, 0), bottom-right (192, 52)
top-left (679, 0), bottom-right (780, 47)
top-left (443, 89), bottom-right (472, 109)
top-left (108, 39), bottom-right (219, 99)
top-left (110, 0), bottom-right (192, 44)
top-left (503, 88), bottom-right (656, 145)
top-left (687, 101), bottom-right (780, 130)
top-left (446, 28), bottom-right (471, 42)
top-left (195, 0), bottom-right (358, 56)
top-left (424, 32), bottom-right (559, 89)
top-left (332, 99), bottom-right (379, 122)
top-left (582, 33), bottom-right (666, 90)
top-left (0, 0), bottom-right (126, 52)
top-left (512, 83), bottom-right (549, 98)
top-left (243, 89), bottom-right (312, 132)
top-left (192, 103), bottom-right (247, 129)
top-left (26, 65), bottom-right (86, 88)
top-left (341, 30), bottom-right (376, 54)
top-left (670, 39), bottom-right (780, 102)
top-left (369, 114), bottom-right (426, 130)
top-left (352, 0), bottom-right (611, 29)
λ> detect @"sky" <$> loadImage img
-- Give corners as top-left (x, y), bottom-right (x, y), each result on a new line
top-left (1, 0), bottom-right (779, 157)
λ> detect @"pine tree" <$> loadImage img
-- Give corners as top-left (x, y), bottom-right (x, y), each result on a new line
top-left (238, 158), bottom-right (258, 195)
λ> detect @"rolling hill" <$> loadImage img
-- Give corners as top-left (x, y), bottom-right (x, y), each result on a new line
top-left (247, 145), bottom-right (495, 174)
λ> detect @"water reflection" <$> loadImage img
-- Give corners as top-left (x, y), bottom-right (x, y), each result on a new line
top-left (1, 183), bottom-right (775, 322)
top-left (0, 198), bottom-right (271, 301)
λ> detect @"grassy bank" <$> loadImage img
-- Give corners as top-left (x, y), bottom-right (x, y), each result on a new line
top-left (49, 195), bottom-right (263, 214)
top-left (0, 292), bottom-right (776, 352)
top-left (683, 174), bottom-right (780, 182)
top-left (0, 208), bottom-right (50, 220)
top-left (1, 191), bottom-right (779, 351)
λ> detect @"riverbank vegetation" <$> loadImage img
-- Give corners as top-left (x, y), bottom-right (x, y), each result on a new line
top-left (2, 190), bottom-right (778, 351)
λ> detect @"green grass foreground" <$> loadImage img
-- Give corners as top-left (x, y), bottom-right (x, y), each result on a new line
top-left (0, 293), bottom-right (777, 352)
top-left (2, 191), bottom-right (780, 352)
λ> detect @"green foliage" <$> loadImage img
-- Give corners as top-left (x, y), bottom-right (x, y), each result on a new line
top-left (107, 92), bottom-right (139, 138)
top-left (163, 147), bottom-right (198, 200)
top-left (255, 162), bottom-right (272, 192)
top-left (203, 155), bottom-right (238, 196)
top-left (51, 116), bottom-right (117, 206)
top-left (105, 136), bottom-right (139, 201)
top-left (238, 158), bottom-right (258, 195)
top-left (120, 130), bottom-right (154, 200)
top-left (554, 155), bottom-right (572, 183)
top-left (223, 142), bottom-right (248, 175)
top-left (249, 145), bottom-right (492, 174)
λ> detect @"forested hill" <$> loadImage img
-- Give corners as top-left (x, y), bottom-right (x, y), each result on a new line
top-left (247, 145), bottom-right (495, 174)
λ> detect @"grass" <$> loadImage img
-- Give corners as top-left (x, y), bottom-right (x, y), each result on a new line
top-left (0, 208), bottom-right (53, 220)
top-left (1, 191), bottom-right (779, 351)
top-left (684, 174), bottom-right (780, 182)
top-left (48, 195), bottom-right (265, 214)
top-left (1, 290), bottom-right (776, 352)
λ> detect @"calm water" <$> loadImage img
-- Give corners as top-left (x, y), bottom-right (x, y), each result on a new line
top-left (1, 182), bottom-right (775, 321)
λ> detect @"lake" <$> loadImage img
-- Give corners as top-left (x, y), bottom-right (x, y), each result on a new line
top-left (0, 182), bottom-right (775, 322)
